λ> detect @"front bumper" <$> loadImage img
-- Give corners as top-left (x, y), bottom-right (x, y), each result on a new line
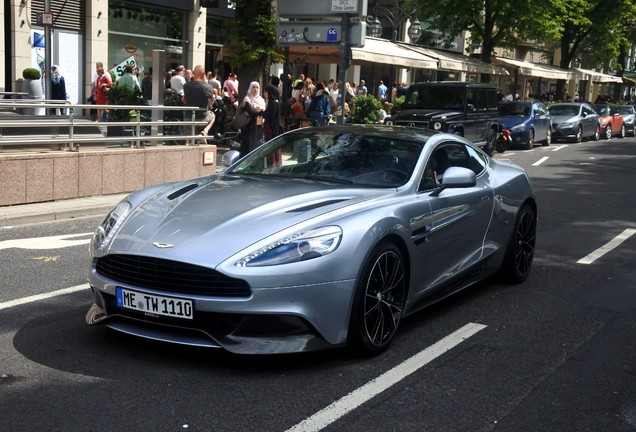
top-left (552, 123), bottom-right (579, 139)
top-left (86, 268), bottom-right (356, 355)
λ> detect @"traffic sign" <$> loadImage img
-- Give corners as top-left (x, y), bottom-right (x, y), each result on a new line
top-left (277, 21), bottom-right (366, 47)
top-left (277, 0), bottom-right (367, 17)
top-left (331, 0), bottom-right (358, 13)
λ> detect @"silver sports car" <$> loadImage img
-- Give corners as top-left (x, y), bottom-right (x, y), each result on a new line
top-left (86, 125), bottom-right (537, 356)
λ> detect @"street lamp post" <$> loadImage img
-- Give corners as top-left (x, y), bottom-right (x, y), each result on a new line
top-left (366, 3), bottom-right (422, 88)
top-left (367, 7), bottom-right (422, 42)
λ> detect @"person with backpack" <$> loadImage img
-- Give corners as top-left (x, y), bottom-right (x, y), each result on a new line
top-left (307, 82), bottom-right (331, 126)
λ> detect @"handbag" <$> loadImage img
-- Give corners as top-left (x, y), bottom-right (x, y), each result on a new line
top-left (231, 111), bottom-right (250, 130)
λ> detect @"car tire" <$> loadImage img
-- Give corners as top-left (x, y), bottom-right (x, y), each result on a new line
top-left (620, 124), bottom-right (625, 138)
top-left (484, 128), bottom-right (496, 156)
top-left (542, 128), bottom-right (551, 146)
top-left (593, 125), bottom-right (600, 141)
top-left (501, 203), bottom-right (536, 284)
top-left (605, 125), bottom-right (612, 140)
top-left (348, 241), bottom-right (407, 357)
top-left (574, 126), bottom-right (583, 143)
top-left (524, 129), bottom-right (534, 150)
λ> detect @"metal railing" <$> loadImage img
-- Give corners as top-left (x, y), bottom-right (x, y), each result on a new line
top-left (0, 99), bottom-right (211, 152)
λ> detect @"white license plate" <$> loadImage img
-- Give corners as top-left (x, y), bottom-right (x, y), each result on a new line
top-left (116, 287), bottom-right (193, 320)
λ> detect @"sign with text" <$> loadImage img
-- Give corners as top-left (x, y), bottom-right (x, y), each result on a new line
top-left (277, 21), bottom-right (366, 47)
top-left (277, 0), bottom-right (367, 17)
top-left (331, 0), bottom-right (358, 13)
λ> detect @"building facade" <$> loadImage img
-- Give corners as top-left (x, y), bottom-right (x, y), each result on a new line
top-left (2, 0), bottom-right (233, 102)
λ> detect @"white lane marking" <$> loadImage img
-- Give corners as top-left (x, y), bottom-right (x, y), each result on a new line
top-left (532, 156), bottom-right (549, 166)
top-left (286, 322), bottom-right (487, 432)
top-left (0, 284), bottom-right (89, 310)
top-left (0, 233), bottom-right (92, 250)
top-left (551, 145), bottom-right (567, 151)
top-left (577, 228), bottom-right (636, 265)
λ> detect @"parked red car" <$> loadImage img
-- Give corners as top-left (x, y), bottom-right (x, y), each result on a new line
top-left (593, 104), bottom-right (625, 139)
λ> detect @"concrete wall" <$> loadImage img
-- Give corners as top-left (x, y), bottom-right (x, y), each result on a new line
top-left (0, 145), bottom-right (217, 206)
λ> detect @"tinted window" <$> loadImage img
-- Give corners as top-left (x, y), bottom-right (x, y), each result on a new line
top-left (405, 86), bottom-right (465, 110)
top-left (419, 142), bottom-right (486, 192)
top-left (499, 103), bottom-right (531, 117)
top-left (549, 105), bottom-right (579, 116)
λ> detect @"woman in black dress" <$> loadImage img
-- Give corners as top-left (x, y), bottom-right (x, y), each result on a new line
top-left (239, 81), bottom-right (266, 157)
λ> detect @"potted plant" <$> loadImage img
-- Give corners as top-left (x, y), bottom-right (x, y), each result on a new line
top-left (347, 94), bottom-right (382, 124)
top-left (106, 81), bottom-right (147, 136)
top-left (21, 67), bottom-right (44, 115)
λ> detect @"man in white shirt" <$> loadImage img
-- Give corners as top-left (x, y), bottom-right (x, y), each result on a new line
top-left (170, 65), bottom-right (187, 96)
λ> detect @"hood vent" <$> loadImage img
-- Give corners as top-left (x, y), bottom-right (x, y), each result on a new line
top-left (167, 183), bottom-right (199, 200)
top-left (286, 199), bottom-right (349, 213)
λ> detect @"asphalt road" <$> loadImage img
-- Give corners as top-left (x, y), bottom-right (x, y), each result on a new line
top-left (1, 136), bottom-right (635, 432)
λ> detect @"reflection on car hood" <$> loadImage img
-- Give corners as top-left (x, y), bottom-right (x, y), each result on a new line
top-left (499, 117), bottom-right (529, 128)
top-left (550, 114), bottom-right (579, 123)
top-left (108, 175), bottom-right (389, 266)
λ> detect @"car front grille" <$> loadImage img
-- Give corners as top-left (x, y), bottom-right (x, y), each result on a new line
top-left (395, 120), bottom-right (429, 129)
top-left (95, 254), bottom-right (251, 297)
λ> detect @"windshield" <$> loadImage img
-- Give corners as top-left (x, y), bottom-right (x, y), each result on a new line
top-left (617, 106), bottom-right (633, 115)
top-left (498, 103), bottom-right (531, 117)
top-left (548, 105), bottom-right (580, 116)
top-left (227, 128), bottom-right (425, 188)
top-left (404, 86), bottom-right (465, 110)
top-left (593, 105), bottom-right (610, 116)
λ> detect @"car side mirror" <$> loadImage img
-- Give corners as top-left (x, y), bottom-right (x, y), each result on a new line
top-left (222, 149), bottom-right (241, 167)
top-left (430, 166), bottom-right (477, 197)
top-left (466, 104), bottom-right (476, 112)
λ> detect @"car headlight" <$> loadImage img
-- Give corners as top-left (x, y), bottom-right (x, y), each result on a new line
top-left (510, 124), bottom-right (527, 132)
top-left (91, 201), bottom-right (132, 255)
top-left (433, 122), bottom-right (442, 130)
top-left (235, 226), bottom-right (343, 267)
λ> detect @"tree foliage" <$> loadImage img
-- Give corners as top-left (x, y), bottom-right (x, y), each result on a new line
top-left (227, 0), bottom-right (283, 94)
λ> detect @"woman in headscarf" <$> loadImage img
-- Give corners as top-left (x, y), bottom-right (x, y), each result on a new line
top-left (239, 81), bottom-right (266, 156)
top-left (263, 85), bottom-right (284, 166)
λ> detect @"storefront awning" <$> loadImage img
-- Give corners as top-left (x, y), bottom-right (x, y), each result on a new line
top-left (401, 44), bottom-right (509, 75)
top-left (493, 57), bottom-right (577, 80)
top-left (574, 68), bottom-right (623, 83)
top-left (285, 37), bottom-right (438, 69)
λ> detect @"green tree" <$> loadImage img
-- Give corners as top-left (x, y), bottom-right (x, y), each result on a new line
top-left (541, 0), bottom-right (634, 98)
top-left (227, 0), bottom-right (282, 96)
top-left (409, 0), bottom-right (538, 82)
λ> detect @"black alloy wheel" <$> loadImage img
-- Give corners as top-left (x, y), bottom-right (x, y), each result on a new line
top-left (348, 242), bottom-right (407, 356)
top-left (542, 128), bottom-right (551, 146)
top-left (574, 126), bottom-right (583, 143)
top-left (484, 128), bottom-right (497, 156)
top-left (501, 203), bottom-right (536, 283)
top-left (525, 129), bottom-right (534, 150)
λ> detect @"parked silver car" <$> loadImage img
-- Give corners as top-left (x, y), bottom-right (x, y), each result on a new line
top-left (616, 105), bottom-right (636, 136)
top-left (86, 125), bottom-right (537, 356)
top-left (548, 102), bottom-right (600, 142)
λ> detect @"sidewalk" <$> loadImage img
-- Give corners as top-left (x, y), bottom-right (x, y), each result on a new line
top-left (0, 193), bottom-right (128, 227)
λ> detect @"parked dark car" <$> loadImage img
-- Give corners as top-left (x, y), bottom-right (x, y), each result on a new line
top-left (392, 82), bottom-right (501, 156)
top-left (498, 101), bottom-right (552, 149)
top-left (593, 104), bottom-right (625, 139)
top-left (616, 105), bottom-right (636, 136)
top-left (548, 102), bottom-right (600, 142)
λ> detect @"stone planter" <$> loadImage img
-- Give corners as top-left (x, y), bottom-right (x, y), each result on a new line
top-left (21, 78), bottom-right (45, 115)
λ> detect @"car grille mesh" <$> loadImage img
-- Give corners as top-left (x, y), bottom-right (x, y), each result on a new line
top-left (95, 254), bottom-right (251, 297)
